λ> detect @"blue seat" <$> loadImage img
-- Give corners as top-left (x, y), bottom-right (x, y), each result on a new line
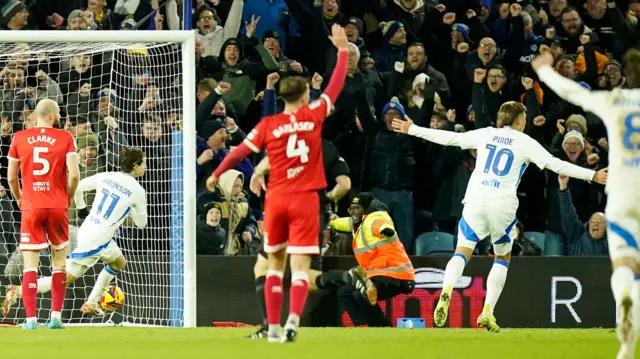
top-left (414, 232), bottom-right (455, 256)
top-left (544, 231), bottom-right (566, 256)
top-left (524, 231), bottom-right (546, 252)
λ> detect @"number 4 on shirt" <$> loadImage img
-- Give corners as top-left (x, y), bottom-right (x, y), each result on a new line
top-left (286, 134), bottom-right (309, 163)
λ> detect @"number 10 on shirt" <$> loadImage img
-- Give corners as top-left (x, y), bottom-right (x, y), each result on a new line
top-left (484, 144), bottom-right (514, 176)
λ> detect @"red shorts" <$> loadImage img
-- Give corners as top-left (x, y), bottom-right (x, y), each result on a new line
top-left (263, 191), bottom-right (322, 255)
top-left (20, 208), bottom-right (69, 251)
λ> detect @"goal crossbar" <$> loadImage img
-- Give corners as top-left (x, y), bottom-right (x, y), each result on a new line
top-left (0, 30), bottom-right (196, 43)
top-left (0, 30), bottom-right (197, 328)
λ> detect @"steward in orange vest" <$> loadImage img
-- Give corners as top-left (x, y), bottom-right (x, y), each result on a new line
top-left (331, 193), bottom-right (415, 327)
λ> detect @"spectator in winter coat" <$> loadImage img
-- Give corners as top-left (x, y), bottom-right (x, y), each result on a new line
top-left (375, 0), bottom-right (426, 44)
top-left (372, 21), bottom-right (407, 72)
top-left (1, 0), bottom-right (29, 30)
top-left (67, 9), bottom-right (91, 30)
top-left (262, 30), bottom-right (308, 79)
top-left (214, 29), bottom-right (278, 116)
top-left (195, 119), bottom-right (253, 193)
top-left (558, 174), bottom-right (608, 256)
top-left (197, 169), bottom-right (258, 256)
top-left (196, 204), bottom-right (227, 255)
top-left (359, 97), bottom-right (428, 253)
top-left (387, 42), bottom-right (450, 102)
top-left (546, 131), bottom-right (603, 243)
top-left (196, 1), bottom-right (243, 57)
top-left (557, 7), bottom-right (600, 55)
top-left (324, 16), bottom-right (368, 73)
top-left (84, 0), bottom-right (116, 30)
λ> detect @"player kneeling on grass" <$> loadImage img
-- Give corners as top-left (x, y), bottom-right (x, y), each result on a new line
top-left (3, 147), bottom-right (148, 320)
top-left (331, 193), bottom-right (416, 327)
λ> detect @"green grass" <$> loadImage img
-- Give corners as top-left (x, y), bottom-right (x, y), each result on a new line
top-left (0, 327), bottom-right (621, 359)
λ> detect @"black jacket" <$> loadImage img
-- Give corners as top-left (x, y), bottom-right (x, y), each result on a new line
top-left (196, 219), bottom-right (226, 255)
top-left (559, 189), bottom-right (609, 256)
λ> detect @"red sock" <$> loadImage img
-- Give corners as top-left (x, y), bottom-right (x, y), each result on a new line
top-left (264, 271), bottom-right (284, 326)
top-left (51, 270), bottom-right (67, 313)
top-left (289, 271), bottom-right (310, 317)
top-left (22, 269), bottom-right (38, 319)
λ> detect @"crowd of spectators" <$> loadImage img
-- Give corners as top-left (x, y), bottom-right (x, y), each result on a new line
top-left (0, 0), bottom-right (637, 260)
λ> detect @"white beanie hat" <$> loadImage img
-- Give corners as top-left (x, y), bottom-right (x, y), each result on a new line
top-left (412, 73), bottom-right (429, 90)
top-left (562, 130), bottom-right (585, 149)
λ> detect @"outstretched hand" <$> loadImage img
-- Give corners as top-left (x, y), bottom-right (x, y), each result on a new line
top-left (206, 175), bottom-right (219, 192)
top-left (250, 173), bottom-right (267, 197)
top-left (391, 117), bottom-right (414, 134)
top-left (532, 51), bottom-right (554, 72)
top-left (328, 24), bottom-right (349, 51)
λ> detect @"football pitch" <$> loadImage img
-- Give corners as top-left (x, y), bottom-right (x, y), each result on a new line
top-left (0, 327), bottom-right (621, 358)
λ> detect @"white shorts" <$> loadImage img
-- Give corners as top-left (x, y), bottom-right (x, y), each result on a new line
top-left (457, 202), bottom-right (518, 256)
top-left (605, 193), bottom-right (640, 262)
top-left (66, 240), bottom-right (122, 279)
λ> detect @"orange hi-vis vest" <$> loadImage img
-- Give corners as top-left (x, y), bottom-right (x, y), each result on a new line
top-left (331, 211), bottom-right (415, 281)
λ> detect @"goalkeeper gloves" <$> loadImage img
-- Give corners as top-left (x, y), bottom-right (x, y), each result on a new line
top-left (78, 208), bottom-right (90, 220)
top-left (381, 227), bottom-right (395, 237)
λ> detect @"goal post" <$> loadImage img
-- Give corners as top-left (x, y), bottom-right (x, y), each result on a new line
top-left (0, 31), bottom-right (197, 328)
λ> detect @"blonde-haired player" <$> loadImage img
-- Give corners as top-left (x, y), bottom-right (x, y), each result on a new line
top-left (392, 101), bottom-right (607, 332)
top-left (534, 49), bottom-right (640, 359)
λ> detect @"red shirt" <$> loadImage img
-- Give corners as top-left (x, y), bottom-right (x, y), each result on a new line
top-left (7, 127), bottom-right (77, 210)
top-left (244, 94), bottom-right (332, 194)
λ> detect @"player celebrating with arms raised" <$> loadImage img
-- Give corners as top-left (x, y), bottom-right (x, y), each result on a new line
top-left (6, 99), bottom-right (80, 330)
top-left (206, 24), bottom-right (349, 343)
top-left (533, 49), bottom-right (640, 359)
top-left (2, 147), bottom-right (148, 321)
top-left (392, 101), bottom-right (607, 332)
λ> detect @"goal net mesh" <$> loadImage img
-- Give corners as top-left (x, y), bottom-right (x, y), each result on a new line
top-left (0, 41), bottom-right (187, 327)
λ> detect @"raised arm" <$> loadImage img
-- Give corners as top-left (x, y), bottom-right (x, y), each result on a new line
top-left (392, 118), bottom-right (483, 149)
top-left (557, 175), bottom-right (584, 243)
top-left (533, 52), bottom-right (610, 121)
top-left (322, 24), bottom-right (349, 106)
top-left (527, 137), bottom-right (603, 183)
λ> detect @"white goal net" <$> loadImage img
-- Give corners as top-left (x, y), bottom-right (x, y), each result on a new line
top-left (0, 32), bottom-right (196, 327)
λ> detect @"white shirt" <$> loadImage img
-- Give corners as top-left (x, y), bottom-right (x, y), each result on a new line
top-left (74, 172), bottom-right (147, 241)
top-left (408, 124), bottom-right (595, 210)
top-left (537, 66), bottom-right (640, 193)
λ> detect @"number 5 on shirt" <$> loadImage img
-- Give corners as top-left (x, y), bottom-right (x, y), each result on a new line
top-left (33, 147), bottom-right (50, 176)
top-left (286, 134), bottom-right (309, 163)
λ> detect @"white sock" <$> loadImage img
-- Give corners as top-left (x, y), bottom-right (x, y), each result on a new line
top-left (37, 276), bottom-right (52, 294)
top-left (442, 254), bottom-right (467, 292)
top-left (611, 266), bottom-right (635, 306)
top-left (268, 324), bottom-right (281, 337)
top-left (483, 260), bottom-right (509, 315)
top-left (86, 267), bottom-right (118, 304)
top-left (51, 311), bottom-right (61, 320)
top-left (285, 313), bottom-right (300, 330)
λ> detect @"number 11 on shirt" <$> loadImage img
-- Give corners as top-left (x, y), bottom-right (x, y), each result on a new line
top-left (96, 189), bottom-right (120, 220)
